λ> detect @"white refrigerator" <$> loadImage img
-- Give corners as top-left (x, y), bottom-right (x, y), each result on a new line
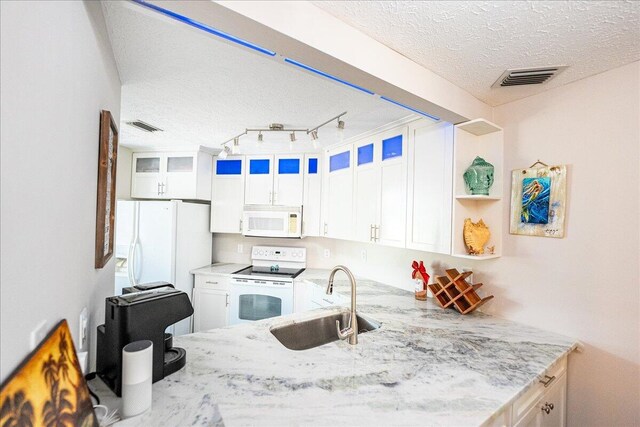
top-left (114, 200), bottom-right (212, 336)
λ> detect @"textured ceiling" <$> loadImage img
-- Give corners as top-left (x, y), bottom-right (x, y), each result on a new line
top-left (313, 1), bottom-right (640, 106)
top-left (101, 2), bottom-right (411, 152)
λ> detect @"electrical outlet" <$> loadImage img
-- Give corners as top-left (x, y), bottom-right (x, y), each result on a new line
top-left (30, 320), bottom-right (49, 350)
top-left (323, 249), bottom-right (330, 258)
top-left (237, 244), bottom-right (243, 254)
top-left (360, 249), bottom-right (367, 261)
top-left (78, 307), bottom-right (88, 350)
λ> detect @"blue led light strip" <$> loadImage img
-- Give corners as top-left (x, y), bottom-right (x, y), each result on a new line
top-left (132, 0), bottom-right (277, 57)
top-left (380, 96), bottom-right (440, 121)
top-left (284, 58), bottom-right (374, 95)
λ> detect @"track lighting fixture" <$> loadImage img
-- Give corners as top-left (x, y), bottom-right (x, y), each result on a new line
top-left (217, 111), bottom-right (346, 152)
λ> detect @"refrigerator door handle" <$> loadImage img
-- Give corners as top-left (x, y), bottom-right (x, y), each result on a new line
top-left (128, 202), bottom-right (140, 286)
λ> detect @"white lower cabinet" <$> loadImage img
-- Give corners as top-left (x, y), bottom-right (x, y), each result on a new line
top-left (514, 373), bottom-right (566, 427)
top-left (192, 274), bottom-right (230, 331)
top-left (483, 356), bottom-right (567, 427)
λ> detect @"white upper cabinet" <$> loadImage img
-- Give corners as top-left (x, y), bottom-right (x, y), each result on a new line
top-left (245, 155), bottom-right (274, 205)
top-left (353, 138), bottom-right (379, 243)
top-left (131, 151), bottom-right (212, 201)
top-left (406, 120), bottom-right (454, 254)
top-left (244, 155), bottom-right (303, 206)
top-left (377, 130), bottom-right (408, 247)
top-left (352, 127), bottom-right (408, 248)
top-left (303, 155), bottom-right (322, 237)
top-left (274, 155), bottom-right (304, 206)
top-left (324, 145), bottom-right (353, 240)
top-left (211, 156), bottom-right (245, 233)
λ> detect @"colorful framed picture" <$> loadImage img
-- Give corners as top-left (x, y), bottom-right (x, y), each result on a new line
top-left (0, 320), bottom-right (98, 426)
top-left (510, 165), bottom-right (567, 238)
top-left (95, 110), bottom-right (119, 269)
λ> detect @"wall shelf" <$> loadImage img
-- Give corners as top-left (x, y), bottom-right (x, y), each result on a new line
top-left (451, 118), bottom-right (504, 259)
top-left (455, 195), bottom-right (501, 201)
top-left (451, 253), bottom-right (501, 261)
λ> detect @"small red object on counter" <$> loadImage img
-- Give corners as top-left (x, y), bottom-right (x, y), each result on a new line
top-left (411, 261), bottom-right (430, 300)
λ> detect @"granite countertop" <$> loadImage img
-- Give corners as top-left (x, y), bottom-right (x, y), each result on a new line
top-left (94, 268), bottom-right (578, 426)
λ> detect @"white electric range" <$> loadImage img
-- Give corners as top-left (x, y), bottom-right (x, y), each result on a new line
top-left (228, 246), bottom-right (306, 325)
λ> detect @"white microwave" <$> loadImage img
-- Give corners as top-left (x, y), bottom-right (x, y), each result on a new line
top-left (242, 206), bottom-right (302, 238)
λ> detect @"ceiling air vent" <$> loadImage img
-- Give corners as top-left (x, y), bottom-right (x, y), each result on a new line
top-left (126, 120), bottom-right (163, 133)
top-left (491, 66), bottom-right (568, 88)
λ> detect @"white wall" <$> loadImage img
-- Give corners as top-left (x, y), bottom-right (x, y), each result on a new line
top-left (0, 1), bottom-right (122, 380)
top-left (212, 61), bottom-right (640, 426)
top-left (492, 61), bottom-right (639, 427)
top-left (116, 146), bottom-right (132, 200)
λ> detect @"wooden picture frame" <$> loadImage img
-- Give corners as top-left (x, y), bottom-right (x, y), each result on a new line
top-left (95, 110), bottom-right (119, 268)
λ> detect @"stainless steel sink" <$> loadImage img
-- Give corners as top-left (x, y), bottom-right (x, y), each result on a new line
top-left (269, 310), bottom-right (381, 351)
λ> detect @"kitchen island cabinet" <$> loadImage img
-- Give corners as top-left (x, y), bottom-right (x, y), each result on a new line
top-left (93, 269), bottom-right (577, 426)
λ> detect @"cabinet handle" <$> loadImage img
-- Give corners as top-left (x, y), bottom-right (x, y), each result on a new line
top-left (369, 224), bottom-right (374, 241)
top-left (375, 225), bottom-right (380, 242)
top-left (157, 182), bottom-right (161, 196)
top-left (541, 402), bottom-right (554, 414)
top-left (205, 281), bottom-right (218, 285)
top-left (539, 375), bottom-right (556, 387)
top-left (162, 183), bottom-right (166, 195)
top-left (323, 223), bottom-right (328, 236)
top-left (269, 191), bottom-right (272, 204)
top-left (239, 219), bottom-right (243, 232)
top-left (273, 192), bottom-right (277, 204)
top-left (225, 293), bottom-right (230, 307)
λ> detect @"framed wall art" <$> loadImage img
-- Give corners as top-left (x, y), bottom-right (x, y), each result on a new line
top-left (95, 110), bottom-right (119, 268)
top-left (509, 162), bottom-right (567, 238)
top-left (0, 320), bottom-right (98, 426)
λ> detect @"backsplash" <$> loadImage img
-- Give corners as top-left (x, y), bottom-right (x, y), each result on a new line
top-left (210, 233), bottom-right (489, 292)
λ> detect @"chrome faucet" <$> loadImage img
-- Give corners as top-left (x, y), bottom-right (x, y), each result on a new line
top-left (326, 265), bottom-right (358, 345)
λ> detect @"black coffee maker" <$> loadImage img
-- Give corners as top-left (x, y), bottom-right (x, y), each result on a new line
top-left (96, 284), bottom-right (193, 396)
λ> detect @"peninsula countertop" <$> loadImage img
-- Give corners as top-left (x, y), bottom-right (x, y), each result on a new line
top-left (93, 268), bottom-right (578, 426)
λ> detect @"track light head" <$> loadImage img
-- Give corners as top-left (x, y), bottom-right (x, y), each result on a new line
top-left (290, 132), bottom-right (296, 142)
top-left (257, 132), bottom-right (263, 142)
top-left (337, 119), bottom-right (345, 130)
top-left (218, 145), bottom-right (230, 159)
top-left (310, 129), bottom-right (319, 140)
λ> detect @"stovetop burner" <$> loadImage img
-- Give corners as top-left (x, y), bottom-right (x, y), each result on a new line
top-left (234, 266), bottom-right (305, 279)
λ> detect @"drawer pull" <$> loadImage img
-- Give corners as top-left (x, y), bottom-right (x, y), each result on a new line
top-left (205, 281), bottom-right (219, 285)
top-left (539, 375), bottom-right (556, 387)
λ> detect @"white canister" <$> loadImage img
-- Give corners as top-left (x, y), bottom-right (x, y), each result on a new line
top-left (121, 340), bottom-right (153, 418)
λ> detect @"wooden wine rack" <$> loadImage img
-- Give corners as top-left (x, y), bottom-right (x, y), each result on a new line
top-left (427, 268), bottom-right (493, 314)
